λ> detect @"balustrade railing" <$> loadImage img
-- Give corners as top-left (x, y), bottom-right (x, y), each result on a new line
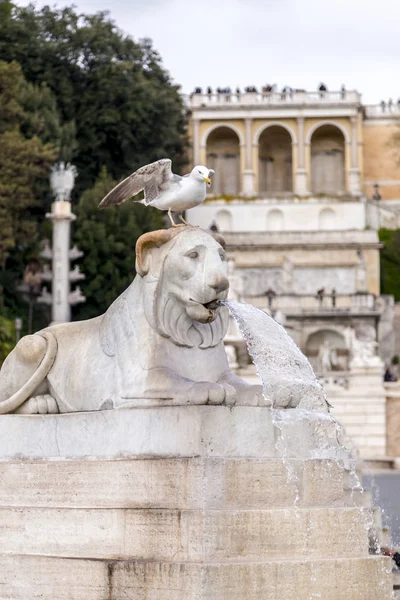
top-left (364, 103), bottom-right (400, 117)
top-left (242, 293), bottom-right (376, 313)
top-left (189, 90), bottom-right (361, 107)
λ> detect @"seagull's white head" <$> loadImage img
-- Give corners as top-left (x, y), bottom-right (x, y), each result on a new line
top-left (192, 165), bottom-right (213, 187)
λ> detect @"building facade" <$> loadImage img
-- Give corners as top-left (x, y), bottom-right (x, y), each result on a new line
top-left (188, 88), bottom-right (400, 457)
top-left (190, 89), bottom-right (400, 206)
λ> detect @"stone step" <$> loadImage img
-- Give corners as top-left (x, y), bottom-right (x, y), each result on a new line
top-left (0, 457), bottom-right (345, 510)
top-left (0, 506), bottom-right (370, 562)
top-left (0, 406), bottom-right (340, 460)
top-left (344, 488), bottom-right (373, 507)
top-left (0, 554), bottom-right (392, 600)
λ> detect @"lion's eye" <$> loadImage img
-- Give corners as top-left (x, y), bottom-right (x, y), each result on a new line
top-left (188, 251), bottom-right (199, 259)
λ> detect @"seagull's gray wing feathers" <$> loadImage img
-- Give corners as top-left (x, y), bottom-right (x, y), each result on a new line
top-left (99, 159), bottom-right (174, 208)
top-left (209, 169), bottom-right (215, 178)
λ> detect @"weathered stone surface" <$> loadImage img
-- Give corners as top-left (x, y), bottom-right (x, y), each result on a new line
top-left (386, 394), bottom-right (400, 456)
top-left (0, 406), bottom-right (338, 460)
top-left (0, 406), bottom-right (391, 598)
top-left (0, 555), bottom-right (392, 600)
top-left (0, 457), bottom-right (344, 509)
top-left (0, 555), bottom-right (108, 600)
top-left (0, 506), bottom-right (369, 561)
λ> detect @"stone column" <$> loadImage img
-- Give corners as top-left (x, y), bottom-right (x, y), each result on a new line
top-left (294, 117), bottom-right (308, 195)
top-left (47, 201), bottom-right (76, 324)
top-left (192, 119), bottom-right (200, 166)
top-left (349, 116), bottom-right (361, 195)
top-left (242, 118), bottom-right (255, 196)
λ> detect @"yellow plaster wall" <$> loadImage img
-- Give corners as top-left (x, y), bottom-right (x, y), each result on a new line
top-left (357, 114), bottom-right (364, 180)
top-left (363, 123), bottom-right (400, 200)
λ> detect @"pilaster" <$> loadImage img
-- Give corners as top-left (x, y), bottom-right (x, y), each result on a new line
top-left (295, 117), bottom-right (308, 195)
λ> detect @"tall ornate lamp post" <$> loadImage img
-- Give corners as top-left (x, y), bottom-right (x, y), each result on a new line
top-left (38, 163), bottom-right (85, 324)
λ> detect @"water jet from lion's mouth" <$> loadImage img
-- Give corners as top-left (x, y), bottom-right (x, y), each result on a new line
top-left (202, 300), bottom-right (221, 310)
top-left (220, 299), bottom-right (328, 411)
top-left (189, 298), bottom-right (222, 311)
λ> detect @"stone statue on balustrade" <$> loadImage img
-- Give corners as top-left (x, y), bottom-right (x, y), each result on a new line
top-left (317, 340), bottom-right (338, 373)
top-left (344, 325), bottom-right (383, 369)
top-left (0, 227), bottom-right (264, 415)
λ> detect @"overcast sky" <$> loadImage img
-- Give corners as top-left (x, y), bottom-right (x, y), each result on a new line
top-left (17, 0), bottom-right (400, 104)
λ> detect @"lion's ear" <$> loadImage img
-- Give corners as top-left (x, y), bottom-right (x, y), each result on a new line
top-left (135, 228), bottom-right (182, 276)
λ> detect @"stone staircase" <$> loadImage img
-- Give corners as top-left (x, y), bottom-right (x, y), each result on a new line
top-left (0, 406), bottom-right (393, 599)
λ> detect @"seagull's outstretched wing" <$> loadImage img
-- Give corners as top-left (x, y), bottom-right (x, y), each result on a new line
top-left (98, 159), bottom-right (174, 208)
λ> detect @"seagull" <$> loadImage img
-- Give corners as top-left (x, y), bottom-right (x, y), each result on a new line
top-left (98, 158), bottom-right (215, 227)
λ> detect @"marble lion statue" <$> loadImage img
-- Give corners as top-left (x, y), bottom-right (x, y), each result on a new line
top-left (0, 227), bottom-right (264, 414)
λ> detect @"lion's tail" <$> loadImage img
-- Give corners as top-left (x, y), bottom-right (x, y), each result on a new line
top-left (0, 331), bottom-right (58, 415)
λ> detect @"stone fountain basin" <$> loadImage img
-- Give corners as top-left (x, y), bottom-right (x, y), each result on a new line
top-left (0, 405), bottom-right (392, 599)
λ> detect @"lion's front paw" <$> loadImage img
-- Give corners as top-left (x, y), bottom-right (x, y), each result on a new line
top-left (178, 381), bottom-right (237, 406)
top-left (15, 394), bottom-right (59, 414)
top-left (236, 384), bottom-right (271, 407)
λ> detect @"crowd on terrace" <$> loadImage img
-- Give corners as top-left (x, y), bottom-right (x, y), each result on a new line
top-left (190, 82), bottom-right (340, 96)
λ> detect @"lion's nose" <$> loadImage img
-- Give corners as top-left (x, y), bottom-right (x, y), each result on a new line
top-left (209, 276), bottom-right (229, 294)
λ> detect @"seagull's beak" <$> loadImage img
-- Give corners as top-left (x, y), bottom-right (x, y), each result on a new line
top-left (204, 177), bottom-right (211, 185)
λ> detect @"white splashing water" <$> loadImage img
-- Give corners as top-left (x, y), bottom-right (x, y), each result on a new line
top-left (222, 300), bottom-right (384, 590)
top-left (223, 299), bottom-right (363, 495)
top-left (222, 300), bottom-right (328, 411)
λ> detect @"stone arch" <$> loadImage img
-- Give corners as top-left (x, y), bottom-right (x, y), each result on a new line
top-left (258, 126), bottom-right (293, 194)
top-left (309, 123), bottom-right (346, 194)
top-left (266, 208), bottom-right (284, 231)
top-left (319, 207), bottom-right (336, 230)
top-left (215, 209), bottom-right (233, 232)
top-left (306, 328), bottom-right (348, 372)
top-left (202, 123), bottom-right (245, 147)
top-left (305, 120), bottom-right (350, 145)
top-left (205, 126), bottom-right (241, 196)
top-left (306, 328), bottom-right (347, 351)
top-left (253, 122), bottom-right (297, 145)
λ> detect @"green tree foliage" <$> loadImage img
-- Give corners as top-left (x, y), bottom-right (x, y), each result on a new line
top-left (0, 3), bottom-right (188, 326)
top-left (0, 4), bottom-right (187, 193)
top-left (0, 60), bottom-right (59, 337)
top-left (0, 61), bottom-right (58, 269)
top-left (0, 316), bottom-right (14, 366)
top-left (379, 228), bottom-right (400, 301)
top-left (0, 130), bottom-right (57, 265)
top-left (72, 168), bottom-right (163, 320)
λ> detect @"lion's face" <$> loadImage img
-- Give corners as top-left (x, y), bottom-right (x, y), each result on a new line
top-left (161, 229), bottom-right (229, 324)
top-left (137, 227), bottom-right (230, 348)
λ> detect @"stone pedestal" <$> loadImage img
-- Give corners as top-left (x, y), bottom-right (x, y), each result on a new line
top-left (242, 170), bottom-right (255, 196)
top-left (0, 406), bottom-right (392, 599)
top-left (349, 167), bottom-right (361, 195)
top-left (294, 168), bottom-right (308, 195)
